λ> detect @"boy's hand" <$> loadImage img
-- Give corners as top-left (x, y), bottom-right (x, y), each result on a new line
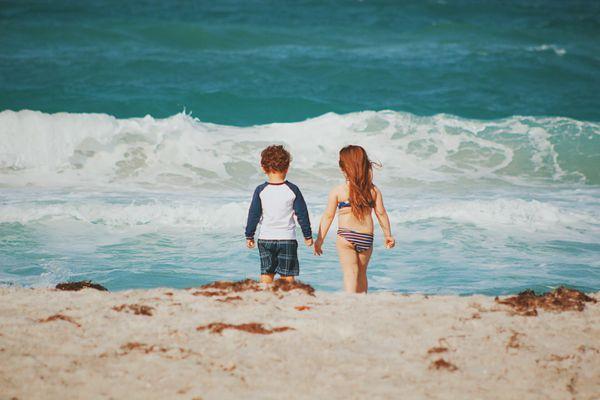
top-left (246, 239), bottom-right (255, 249)
top-left (384, 236), bottom-right (395, 249)
top-left (304, 238), bottom-right (313, 247)
top-left (313, 240), bottom-right (323, 256)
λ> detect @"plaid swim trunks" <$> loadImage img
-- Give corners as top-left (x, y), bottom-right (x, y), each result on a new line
top-left (257, 239), bottom-right (299, 276)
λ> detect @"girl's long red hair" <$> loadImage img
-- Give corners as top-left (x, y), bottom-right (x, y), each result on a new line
top-left (339, 145), bottom-right (377, 220)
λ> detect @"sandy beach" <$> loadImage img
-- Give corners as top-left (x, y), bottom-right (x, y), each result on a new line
top-left (0, 282), bottom-right (598, 400)
top-left (2, 2), bottom-right (599, 399)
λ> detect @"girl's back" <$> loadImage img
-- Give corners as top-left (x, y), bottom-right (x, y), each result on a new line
top-left (336, 183), bottom-right (375, 234)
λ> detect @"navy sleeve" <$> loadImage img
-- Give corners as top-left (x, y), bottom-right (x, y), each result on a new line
top-left (245, 184), bottom-right (265, 239)
top-left (286, 182), bottom-right (312, 239)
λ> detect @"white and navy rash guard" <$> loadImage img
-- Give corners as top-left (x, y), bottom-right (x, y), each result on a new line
top-left (245, 181), bottom-right (312, 241)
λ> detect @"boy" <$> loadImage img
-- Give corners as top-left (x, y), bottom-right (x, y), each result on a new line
top-left (245, 145), bottom-right (313, 283)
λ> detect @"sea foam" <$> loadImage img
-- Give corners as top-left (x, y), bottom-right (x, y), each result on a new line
top-left (0, 200), bottom-right (247, 230)
top-left (1, 110), bottom-right (598, 189)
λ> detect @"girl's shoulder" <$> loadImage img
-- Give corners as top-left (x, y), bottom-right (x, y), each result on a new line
top-left (329, 183), bottom-right (347, 198)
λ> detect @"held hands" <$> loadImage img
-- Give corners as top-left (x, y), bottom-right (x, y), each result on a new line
top-left (313, 239), bottom-right (323, 256)
top-left (304, 237), bottom-right (314, 247)
top-left (385, 236), bottom-right (396, 249)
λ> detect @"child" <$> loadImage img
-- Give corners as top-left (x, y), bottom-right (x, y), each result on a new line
top-left (314, 145), bottom-right (395, 293)
top-left (245, 145), bottom-right (313, 283)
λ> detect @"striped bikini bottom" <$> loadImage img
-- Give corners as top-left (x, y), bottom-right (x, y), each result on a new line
top-left (337, 228), bottom-right (374, 253)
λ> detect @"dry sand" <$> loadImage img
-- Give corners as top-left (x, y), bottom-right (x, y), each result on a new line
top-left (0, 282), bottom-right (598, 400)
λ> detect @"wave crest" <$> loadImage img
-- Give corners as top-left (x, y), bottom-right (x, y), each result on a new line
top-left (0, 109), bottom-right (598, 188)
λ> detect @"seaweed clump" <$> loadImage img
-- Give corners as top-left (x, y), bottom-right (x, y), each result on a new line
top-left (196, 322), bottom-right (293, 335)
top-left (38, 314), bottom-right (81, 328)
top-left (429, 358), bottom-right (458, 371)
top-left (199, 279), bottom-right (261, 293)
top-left (215, 296), bottom-right (243, 303)
top-left (117, 342), bottom-right (195, 360)
top-left (56, 280), bottom-right (108, 291)
top-left (120, 342), bottom-right (167, 354)
top-left (194, 278), bottom-right (315, 297)
top-left (495, 286), bottom-right (596, 316)
top-left (271, 279), bottom-right (315, 296)
top-left (427, 346), bottom-right (448, 354)
top-left (112, 304), bottom-right (154, 316)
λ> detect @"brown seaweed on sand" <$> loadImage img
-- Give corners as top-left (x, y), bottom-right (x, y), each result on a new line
top-left (429, 358), bottom-right (458, 371)
top-left (192, 290), bottom-right (228, 297)
top-left (118, 342), bottom-right (195, 359)
top-left (196, 278), bottom-right (315, 297)
top-left (112, 304), bottom-right (154, 316)
top-left (495, 286), bottom-right (596, 316)
top-left (215, 296), bottom-right (243, 303)
top-left (506, 331), bottom-right (523, 351)
top-left (271, 279), bottom-right (315, 296)
top-left (120, 342), bottom-right (162, 354)
top-left (199, 279), bottom-right (261, 292)
top-left (427, 346), bottom-right (448, 354)
top-left (566, 375), bottom-right (577, 396)
top-left (56, 280), bottom-right (108, 291)
top-left (196, 322), bottom-right (293, 335)
top-left (38, 314), bottom-right (81, 328)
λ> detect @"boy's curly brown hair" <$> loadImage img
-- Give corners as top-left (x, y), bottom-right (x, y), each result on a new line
top-left (261, 145), bottom-right (291, 173)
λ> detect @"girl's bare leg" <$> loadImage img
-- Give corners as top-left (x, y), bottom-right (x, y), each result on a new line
top-left (356, 248), bottom-right (373, 293)
top-left (336, 236), bottom-right (360, 293)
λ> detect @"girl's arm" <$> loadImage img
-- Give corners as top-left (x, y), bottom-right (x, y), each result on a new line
top-left (314, 187), bottom-right (339, 255)
top-left (373, 186), bottom-right (395, 249)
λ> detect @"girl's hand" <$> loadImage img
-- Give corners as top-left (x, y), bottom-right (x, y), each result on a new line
top-left (314, 240), bottom-right (323, 256)
top-left (384, 236), bottom-right (395, 249)
top-left (246, 239), bottom-right (255, 249)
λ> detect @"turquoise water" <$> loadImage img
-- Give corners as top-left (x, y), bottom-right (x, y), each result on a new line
top-left (1, 0), bottom-right (599, 124)
top-left (0, 1), bottom-right (599, 293)
top-left (1, 185), bottom-right (598, 294)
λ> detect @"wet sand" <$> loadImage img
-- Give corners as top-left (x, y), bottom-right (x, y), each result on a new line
top-left (0, 282), bottom-right (598, 399)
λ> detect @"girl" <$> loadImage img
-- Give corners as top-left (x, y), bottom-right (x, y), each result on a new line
top-left (314, 145), bottom-right (395, 293)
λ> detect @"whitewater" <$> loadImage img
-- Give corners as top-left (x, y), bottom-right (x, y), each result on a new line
top-left (0, 109), bottom-right (598, 293)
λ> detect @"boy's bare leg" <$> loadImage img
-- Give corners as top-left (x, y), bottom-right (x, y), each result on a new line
top-left (278, 275), bottom-right (295, 282)
top-left (260, 274), bottom-right (275, 283)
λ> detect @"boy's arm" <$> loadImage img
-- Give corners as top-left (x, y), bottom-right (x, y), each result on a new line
top-left (288, 183), bottom-right (312, 240)
top-left (245, 186), bottom-right (263, 241)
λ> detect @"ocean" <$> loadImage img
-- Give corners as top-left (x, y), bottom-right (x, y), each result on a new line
top-left (1, 0), bottom-right (599, 294)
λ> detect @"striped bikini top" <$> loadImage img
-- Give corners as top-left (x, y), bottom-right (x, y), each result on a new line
top-left (337, 201), bottom-right (351, 209)
top-left (337, 200), bottom-right (374, 210)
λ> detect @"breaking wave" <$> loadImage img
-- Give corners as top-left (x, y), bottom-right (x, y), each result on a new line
top-left (0, 109), bottom-right (598, 189)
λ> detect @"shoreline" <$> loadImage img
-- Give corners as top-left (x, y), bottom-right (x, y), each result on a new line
top-left (1, 282), bottom-right (598, 399)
